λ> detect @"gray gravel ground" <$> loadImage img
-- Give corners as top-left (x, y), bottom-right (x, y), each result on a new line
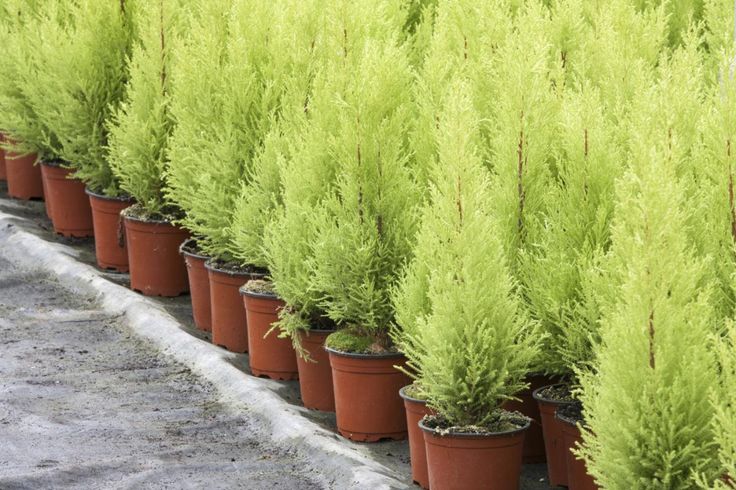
top-left (0, 183), bottom-right (552, 489)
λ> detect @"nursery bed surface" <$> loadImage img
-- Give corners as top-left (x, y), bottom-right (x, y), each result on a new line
top-left (0, 184), bottom-right (550, 489)
top-left (0, 255), bottom-right (323, 489)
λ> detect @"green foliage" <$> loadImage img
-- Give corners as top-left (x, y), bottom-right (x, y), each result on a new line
top-left (518, 84), bottom-right (620, 376)
top-left (395, 80), bottom-right (538, 428)
top-left (697, 325), bottom-right (736, 488)
top-left (22, 0), bottom-right (135, 195)
top-left (265, 3), bottom-right (411, 350)
top-left (0, 0), bottom-right (63, 159)
top-left (226, 0), bottom-right (325, 266)
top-left (165, 0), bottom-right (238, 255)
top-left (579, 144), bottom-right (719, 489)
top-left (689, 62), bottom-right (736, 324)
top-left (107, 0), bottom-right (190, 216)
top-left (310, 40), bottom-right (420, 349)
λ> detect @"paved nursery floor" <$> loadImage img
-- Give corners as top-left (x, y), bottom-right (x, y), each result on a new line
top-left (0, 254), bottom-right (325, 489)
top-left (0, 184), bottom-right (551, 489)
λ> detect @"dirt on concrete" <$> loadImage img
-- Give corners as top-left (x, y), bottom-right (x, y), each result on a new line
top-left (0, 254), bottom-right (324, 490)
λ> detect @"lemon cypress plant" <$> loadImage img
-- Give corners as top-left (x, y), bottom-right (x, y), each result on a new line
top-left (263, 2), bottom-right (412, 351)
top-left (164, 0), bottom-right (237, 257)
top-left (398, 83), bottom-right (540, 490)
top-left (21, 0), bottom-right (135, 195)
top-left (518, 84), bottom-right (620, 378)
top-left (225, 0), bottom-right (325, 269)
top-left (579, 143), bottom-right (720, 489)
top-left (310, 40), bottom-right (421, 353)
top-left (0, 0), bottom-right (64, 159)
top-left (107, 0), bottom-right (191, 218)
top-left (394, 79), bottom-right (540, 408)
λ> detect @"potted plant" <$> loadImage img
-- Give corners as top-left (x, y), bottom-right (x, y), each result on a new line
top-left (519, 86), bottom-right (619, 486)
top-left (165, 0), bottom-right (233, 332)
top-left (578, 145), bottom-right (720, 488)
top-left (306, 38), bottom-right (421, 442)
top-left (556, 401), bottom-right (599, 490)
top-left (389, 80), bottom-right (479, 488)
top-left (263, 0), bottom-right (411, 411)
top-left (227, 0), bottom-right (327, 376)
top-left (398, 81), bottom-right (539, 490)
top-left (485, 9), bottom-right (562, 463)
top-left (21, 1), bottom-right (135, 239)
top-left (0, 1), bottom-right (58, 203)
top-left (107, 0), bottom-right (191, 296)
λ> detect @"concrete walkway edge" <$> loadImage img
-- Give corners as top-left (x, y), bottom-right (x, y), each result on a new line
top-left (0, 212), bottom-right (408, 490)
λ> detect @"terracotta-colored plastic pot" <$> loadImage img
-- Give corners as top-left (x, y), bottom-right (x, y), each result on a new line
top-left (420, 418), bottom-right (529, 490)
top-left (124, 213), bottom-right (189, 296)
top-left (327, 349), bottom-right (410, 442)
top-left (400, 386), bottom-right (432, 489)
top-left (86, 189), bottom-right (133, 272)
top-left (241, 289), bottom-right (299, 380)
top-left (558, 412), bottom-right (599, 490)
top-left (295, 329), bottom-right (335, 411)
top-left (5, 150), bottom-right (43, 200)
top-left (206, 263), bottom-right (252, 353)
top-left (534, 385), bottom-right (576, 487)
top-left (40, 162), bottom-right (53, 219)
top-left (0, 135), bottom-right (6, 181)
top-left (41, 163), bottom-right (93, 238)
top-left (503, 373), bottom-right (555, 463)
top-left (180, 239), bottom-right (212, 332)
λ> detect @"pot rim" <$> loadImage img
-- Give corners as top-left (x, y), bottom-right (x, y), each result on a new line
top-left (40, 159), bottom-right (67, 168)
top-left (325, 346), bottom-right (405, 360)
top-left (85, 186), bottom-right (135, 203)
top-left (179, 238), bottom-right (209, 260)
top-left (555, 409), bottom-right (587, 429)
top-left (206, 259), bottom-right (262, 278)
top-left (123, 209), bottom-right (178, 226)
top-left (399, 384), bottom-right (427, 405)
top-left (532, 384), bottom-right (575, 405)
top-left (239, 285), bottom-right (279, 299)
top-left (418, 415), bottom-right (531, 439)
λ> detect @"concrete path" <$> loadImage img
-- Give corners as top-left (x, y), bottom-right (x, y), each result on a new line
top-left (0, 254), bottom-right (322, 489)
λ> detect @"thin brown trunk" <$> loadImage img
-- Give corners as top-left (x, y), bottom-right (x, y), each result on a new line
top-left (728, 140), bottom-right (736, 245)
top-left (517, 115), bottom-right (526, 238)
top-left (456, 176), bottom-right (463, 225)
top-left (648, 310), bottom-right (655, 370)
top-left (159, 0), bottom-right (166, 95)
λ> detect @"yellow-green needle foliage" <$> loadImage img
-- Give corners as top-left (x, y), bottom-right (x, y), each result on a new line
top-left (309, 40), bottom-right (420, 351)
top-left (579, 144), bottom-right (719, 489)
top-left (396, 80), bottom-right (538, 428)
top-left (0, 0), bottom-right (64, 159)
top-left (22, 0), bottom-right (134, 195)
top-left (107, 0), bottom-right (191, 217)
top-left (264, 2), bottom-right (413, 351)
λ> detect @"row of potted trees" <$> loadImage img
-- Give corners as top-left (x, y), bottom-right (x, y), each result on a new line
top-left (2, 0), bottom-right (736, 488)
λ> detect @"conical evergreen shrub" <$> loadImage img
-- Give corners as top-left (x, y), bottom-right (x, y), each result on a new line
top-left (579, 142), bottom-right (720, 488)
top-left (21, 0), bottom-right (135, 194)
top-left (0, 0), bottom-right (64, 159)
top-left (518, 84), bottom-right (620, 377)
top-left (397, 79), bottom-right (538, 427)
top-left (107, 0), bottom-right (191, 217)
top-left (263, 3), bottom-right (413, 350)
top-left (306, 39), bottom-right (420, 352)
